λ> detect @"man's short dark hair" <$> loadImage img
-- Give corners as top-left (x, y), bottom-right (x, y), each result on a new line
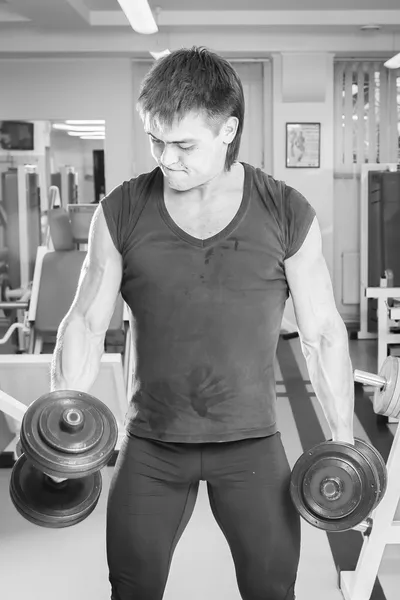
top-left (137, 47), bottom-right (244, 171)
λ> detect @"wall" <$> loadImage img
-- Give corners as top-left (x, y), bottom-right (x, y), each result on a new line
top-left (272, 53), bottom-right (335, 280)
top-left (334, 177), bottom-right (361, 322)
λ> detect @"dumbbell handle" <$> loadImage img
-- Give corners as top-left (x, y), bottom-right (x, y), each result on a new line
top-left (354, 369), bottom-right (386, 389)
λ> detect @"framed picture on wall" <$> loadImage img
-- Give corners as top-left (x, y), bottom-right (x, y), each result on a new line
top-left (286, 122), bottom-right (321, 168)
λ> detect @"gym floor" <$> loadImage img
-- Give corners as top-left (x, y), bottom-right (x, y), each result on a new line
top-left (0, 335), bottom-right (399, 600)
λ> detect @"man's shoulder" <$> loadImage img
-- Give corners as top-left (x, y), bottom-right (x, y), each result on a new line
top-left (245, 162), bottom-right (308, 206)
top-left (104, 166), bottom-right (160, 205)
top-left (243, 162), bottom-right (286, 203)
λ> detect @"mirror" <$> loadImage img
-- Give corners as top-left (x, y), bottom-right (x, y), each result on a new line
top-left (0, 119), bottom-right (106, 312)
top-left (0, 118), bottom-right (106, 212)
top-left (49, 119), bottom-right (105, 206)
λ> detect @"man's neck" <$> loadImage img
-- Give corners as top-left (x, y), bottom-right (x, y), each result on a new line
top-left (167, 162), bottom-right (242, 206)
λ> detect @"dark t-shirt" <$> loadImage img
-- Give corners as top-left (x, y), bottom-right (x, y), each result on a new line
top-left (101, 162), bottom-right (315, 443)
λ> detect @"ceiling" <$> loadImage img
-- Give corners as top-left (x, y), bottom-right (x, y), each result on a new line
top-left (81, 0), bottom-right (400, 9)
top-left (2, 0), bottom-right (400, 28)
top-left (0, 0), bottom-right (399, 58)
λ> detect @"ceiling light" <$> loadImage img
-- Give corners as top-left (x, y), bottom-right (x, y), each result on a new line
top-left (66, 120), bottom-right (105, 125)
top-left (80, 136), bottom-right (105, 140)
top-left (67, 131), bottom-right (104, 136)
top-left (54, 124), bottom-right (105, 132)
top-left (360, 24), bottom-right (381, 31)
top-left (117, 0), bottom-right (158, 35)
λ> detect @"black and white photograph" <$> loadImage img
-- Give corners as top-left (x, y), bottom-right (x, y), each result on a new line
top-left (0, 2), bottom-right (399, 600)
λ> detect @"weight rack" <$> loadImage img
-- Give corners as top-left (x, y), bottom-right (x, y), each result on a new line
top-left (339, 381), bottom-right (400, 599)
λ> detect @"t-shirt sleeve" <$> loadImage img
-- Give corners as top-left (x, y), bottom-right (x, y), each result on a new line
top-left (283, 185), bottom-right (316, 260)
top-left (101, 183), bottom-right (129, 255)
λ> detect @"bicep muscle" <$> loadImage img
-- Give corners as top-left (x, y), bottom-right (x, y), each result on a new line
top-left (69, 205), bottom-right (123, 336)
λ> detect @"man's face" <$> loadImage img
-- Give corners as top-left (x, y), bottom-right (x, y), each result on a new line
top-left (144, 111), bottom-right (236, 192)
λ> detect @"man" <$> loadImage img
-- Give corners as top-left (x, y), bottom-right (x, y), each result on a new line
top-left (51, 47), bottom-right (354, 600)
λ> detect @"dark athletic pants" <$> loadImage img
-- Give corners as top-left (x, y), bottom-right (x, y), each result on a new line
top-left (106, 431), bottom-right (301, 600)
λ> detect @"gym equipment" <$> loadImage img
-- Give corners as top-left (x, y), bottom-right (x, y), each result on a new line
top-left (0, 295), bottom-right (30, 352)
top-left (93, 149), bottom-right (105, 203)
top-left (19, 390), bottom-right (118, 478)
top-left (0, 242), bottom-right (130, 463)
top-left (0, 165), bottom-right (41, 352)
top-left (365, 276), bottom-right (400, 408)
top-left (46, 194), bottom-right (96, 251)
top-left (0, 351), bottom-right (128, 463)
top-left (28, 248), bottom-right (125, 354)
top-left (8, 389), bottom-right (117, 528)
top-left (358, 163), bottom-right (398, 341)
top-left (290, 438), bottom-right (387, 532)
top-left (366, 170), bottom-right (400, 334)
top-left (67, 204), bottom-right (96, 246)
top-left (358, 164), bottom-right (400, 404)
top-left (354, 355), bottom-right (400, 419)
top-left (47, 206), bottom-right (75, 251)
top-left (339, 427), bottom-right (400, 600)
top-left (10, 454), bottom-right (102, 528)
top-left (51, 166), bottom-right (78, 208)
top-left (1, 165), bottom-right (41, 291)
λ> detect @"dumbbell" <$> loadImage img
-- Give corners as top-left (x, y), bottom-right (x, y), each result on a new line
top-left (354, 356), bottom-right (400, 419)
top-left (290, 438), bottom-right (387, 533)
top-left (9, 390), bottom-right (118, 529)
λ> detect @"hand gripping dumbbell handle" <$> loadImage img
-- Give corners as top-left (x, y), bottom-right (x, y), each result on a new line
top-left (354, 369), bottom-right (386, 390)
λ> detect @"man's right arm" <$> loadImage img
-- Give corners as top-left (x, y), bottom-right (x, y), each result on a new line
top-left (50, 204), bottom-right (123, 393)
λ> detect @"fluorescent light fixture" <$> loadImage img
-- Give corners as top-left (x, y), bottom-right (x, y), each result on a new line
top-left (66, 120), bottom-right (105, 125)
top-left (67, 131), bottom-right (104, 137)
top-left (384, 53), bottom-right (400, 69)
top-left (54, 124), bottom-right (105, 132)
top-left (117, 0), bottom-right (158, 35)
top-left (80, 136), bottom-right (105, 140)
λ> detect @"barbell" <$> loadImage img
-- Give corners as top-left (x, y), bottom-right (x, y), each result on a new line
top-left (354, 355), bottom-right (400, 419)
top-left (9, 390), bottom-right (118, 529)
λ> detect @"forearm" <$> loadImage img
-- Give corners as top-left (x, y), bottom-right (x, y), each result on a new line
top-left (50, 314), bottom-right (105, 393)
top-left (300, 320), bottom-right (354, 442)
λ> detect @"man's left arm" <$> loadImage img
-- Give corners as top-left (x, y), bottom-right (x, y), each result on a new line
top-left (284, 216), bottom-right (355, 445)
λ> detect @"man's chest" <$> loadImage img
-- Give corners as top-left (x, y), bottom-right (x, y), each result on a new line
top-left (164, 191), bottom-right (243, 240)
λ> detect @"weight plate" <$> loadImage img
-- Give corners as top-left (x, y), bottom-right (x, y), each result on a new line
top-left (392, 398), bottom-right (400, 420)
top-left (15, 438), bottom-right (22, 458)
top-left (20, 390), bottom-right (118, 478)
top-left (354, 438), bottom-right (387, 509)
top-left (38, 401), bottom-right (104, 454)
top-left (302, 458), bottom-right (362, 519)
top-left (9, 454), bottom-right (102, 529)
top-left (373, 356), bottom-right (400, 418)
top-left (290, 441), bottom-right (378, 532)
